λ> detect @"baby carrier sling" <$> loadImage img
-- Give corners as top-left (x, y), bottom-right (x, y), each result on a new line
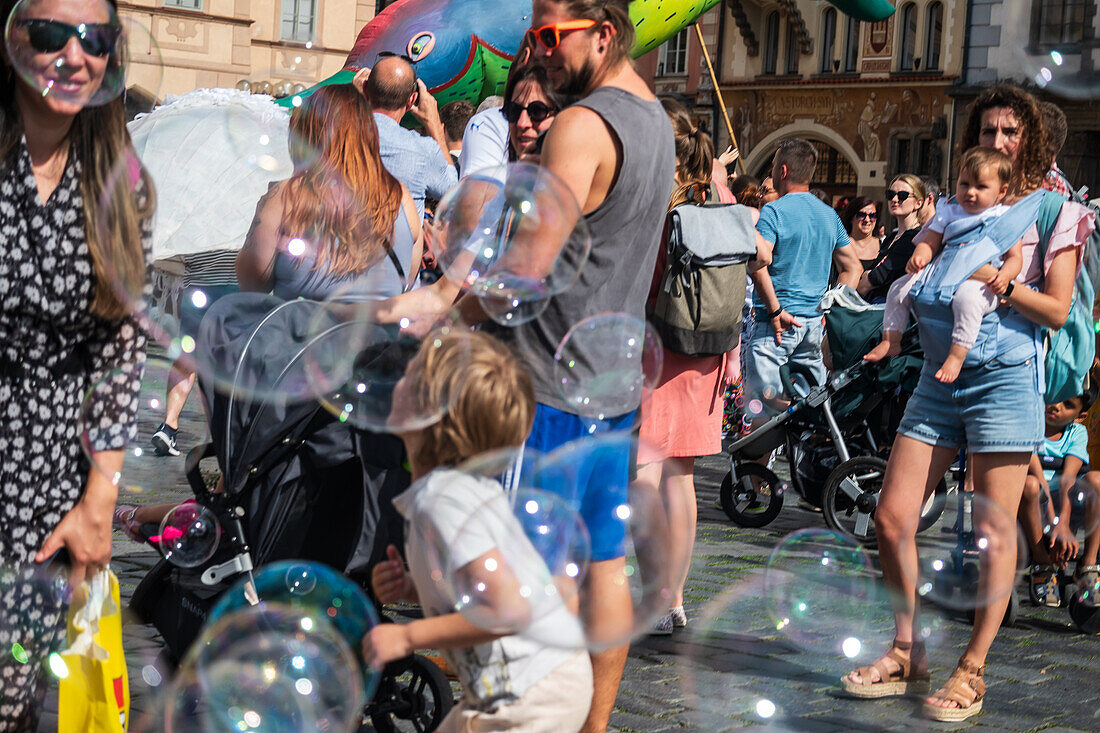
top-left (909, 190), bottom-right (1048, 371)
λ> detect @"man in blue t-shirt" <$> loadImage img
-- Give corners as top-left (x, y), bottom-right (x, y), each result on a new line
top-left (746, 138), bottom-right (861, 415)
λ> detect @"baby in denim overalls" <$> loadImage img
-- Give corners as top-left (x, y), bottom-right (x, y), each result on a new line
top-left (866, 147), bottom-right (1024, 382)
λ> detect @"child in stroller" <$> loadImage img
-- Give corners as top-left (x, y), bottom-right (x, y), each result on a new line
top-left (129, 294), bottom-right (455, 731)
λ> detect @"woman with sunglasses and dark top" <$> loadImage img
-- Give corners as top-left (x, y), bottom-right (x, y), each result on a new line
top-left (857, 174), bottom-right (928, 302)
top-left (0, 0), bottom-right (154, 726)
top-left (842, 196), bottom-right (884, 273)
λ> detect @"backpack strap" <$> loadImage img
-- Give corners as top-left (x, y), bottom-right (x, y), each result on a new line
top-left (1035, 189), bottom-right (1068, 261)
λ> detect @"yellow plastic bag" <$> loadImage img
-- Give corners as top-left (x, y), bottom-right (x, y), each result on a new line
top-left (57, 568), bottom-right (130, 732)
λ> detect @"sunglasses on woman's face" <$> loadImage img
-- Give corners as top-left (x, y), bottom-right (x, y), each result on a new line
top-left (885, 190), bottom-right (912, 203)
top-left (502, 100), bottom-right (556, 124)
top-left (17, 19), bottom-right (120, 58)
top-left (524, 19), bottom-right (598, 51)
top-left (856, 211), bottom-right (878, 221)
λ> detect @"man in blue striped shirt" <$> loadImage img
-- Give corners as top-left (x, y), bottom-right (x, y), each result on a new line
top-left (365, 55), bottom-right (457, 217)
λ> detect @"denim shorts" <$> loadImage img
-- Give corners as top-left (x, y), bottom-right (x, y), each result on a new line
top-left (524, 403), bottom-right (636, 562)
top-left (898, 357), bottom-right (1043, 453)
top-left (743, 316), bottom-right (826, 414)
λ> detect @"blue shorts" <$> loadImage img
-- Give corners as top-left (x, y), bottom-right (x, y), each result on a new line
top-left (898, 358), bottom-right (1043, 453)
top-left (179, 285), bottom-right (239, 339)
top-left (524, 404), bottom-right (636, 562)
top-left (743, 317), bottom-right (826, 415)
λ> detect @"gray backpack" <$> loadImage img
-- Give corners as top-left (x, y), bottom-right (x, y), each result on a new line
top-left (648, 203), bottom-right (757, 357)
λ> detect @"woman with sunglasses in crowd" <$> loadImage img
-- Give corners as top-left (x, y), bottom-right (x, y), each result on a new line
top-left (842, 196), bottom-right (884, 278)
top-left (0, 0), bottom-right (154, 725)
top-left (502, 63), bottom-right (566, 162)
top-left (858, 174), bottom-right (928, 302)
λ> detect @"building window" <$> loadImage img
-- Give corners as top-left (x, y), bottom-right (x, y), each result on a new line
top-left (763, 11), bottom-right (780, 74)
top-left (891, 135), bottom-right (938, 177)
top-left (1030, 0), bottom-right (1091, 49)
top-left (898, 2), bottom-right (918, 70)
top-left (810, 140), bottom-right (858, 186)
top-left (162, 0), bottom-right (202, 8)
top-left (820, 8), bottom-right (838, 73)
top-left (843, 15), bottom-right (860, 71)
top-left (660, 28), bottom-right (689, 75)
top-left (924, 2), bottom-right (943, 70)
top-left (784, 20), bottom-right (800, 74)
top-left (281, 0), bottom-right (316, 43)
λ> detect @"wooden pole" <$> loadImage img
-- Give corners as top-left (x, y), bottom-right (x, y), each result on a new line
top-left (694, 22), bottom-right (744, 174)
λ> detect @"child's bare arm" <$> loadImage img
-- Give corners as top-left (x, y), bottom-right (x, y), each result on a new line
top-left (363, 612), bottom-right (505, 670)
top-left (988, 239), bottom-right (1024, 294)
top-left (371, 545), bottom-right (419, 604)
top-left (906, 232), bottom-right (941, 274)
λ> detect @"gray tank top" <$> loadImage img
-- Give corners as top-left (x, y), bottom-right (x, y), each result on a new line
top-left (493, 86), bottom-right (675, 414)
top-left (271, 208), bottom-right (415, 301)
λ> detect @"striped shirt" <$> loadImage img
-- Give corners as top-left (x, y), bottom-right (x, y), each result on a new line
top-left (182, 250), bottom-right (238, 287)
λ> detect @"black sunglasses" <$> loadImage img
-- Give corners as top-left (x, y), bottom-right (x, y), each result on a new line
top-left (17, 19), bottom-right (120, 58)
top-left (502, 100), bottom-right (556, 124)
top-left (885, 190), bottom-right (912, 203)
top-left (856, 211), bottom-right (878, 220)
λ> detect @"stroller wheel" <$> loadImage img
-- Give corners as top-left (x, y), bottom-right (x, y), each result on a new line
top-left (720, 463), bottom-right (784, 528)
top-left (823, 456), bottom-right (887, 547)
top-left (368, 653), bottom-right (454, 732)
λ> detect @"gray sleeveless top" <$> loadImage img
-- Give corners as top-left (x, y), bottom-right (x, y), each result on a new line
top-left (271, 208), bottom-right (415, 301)
top-left (492, 87), bottom-right (675, 413)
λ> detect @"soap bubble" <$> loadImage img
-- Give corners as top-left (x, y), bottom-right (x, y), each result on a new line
top-left (155, 502), bottom-right (220, 568)
top-left (164, 603), bottom-right (364, 733)
top-left (524, 432), bottom-right (691, 650)
top-left (554, 312), bottom-right (663, 420)
top-left (764, 528), bottom-right (891, 656)
top-left (427, 485), bottom-right (590, 638)
top-left (4, 0), bottom-right (126, 110)
top-left (78, 356), bottom-right (210, 501)
top-left (303, 300), bottom-right (470, 433)
top-left (433, 163), bottom-right (591, 325)
top-left (914, 491), bottom-right (1026, 612)
top-left (207, 560), bottom-right (379, 680)
top-left (1000, 0), bottom-right (1100, 100)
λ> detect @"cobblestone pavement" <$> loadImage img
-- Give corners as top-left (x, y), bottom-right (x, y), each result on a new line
top-left (36, 377), bottom-right (1100, 730)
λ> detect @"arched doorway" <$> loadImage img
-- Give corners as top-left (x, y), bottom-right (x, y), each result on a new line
top-left (753, 139), bottom-right (858, 205)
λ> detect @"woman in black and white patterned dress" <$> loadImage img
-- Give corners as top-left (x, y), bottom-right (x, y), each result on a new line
top-left (0, 0), bottom-right (153, 727)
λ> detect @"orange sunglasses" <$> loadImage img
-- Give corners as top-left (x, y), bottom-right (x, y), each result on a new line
top-left (525, 19), bottom-right (604, 50)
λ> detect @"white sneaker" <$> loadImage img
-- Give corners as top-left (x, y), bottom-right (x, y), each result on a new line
top-left (649, 613), bottom-right (674, 636)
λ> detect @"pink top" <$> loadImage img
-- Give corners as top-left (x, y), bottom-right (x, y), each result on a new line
top-left (1018, 199), bottom-right (1095, 286)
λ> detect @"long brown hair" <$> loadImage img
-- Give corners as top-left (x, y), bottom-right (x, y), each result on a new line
top-left (957, 84), bottom-right (1051, 196)
top-left (662, 99), bottom-right (714, 211)
top-left (1, 0), bottom-right (153, 320)
top-left (281, 84), bottom-right (402, 277)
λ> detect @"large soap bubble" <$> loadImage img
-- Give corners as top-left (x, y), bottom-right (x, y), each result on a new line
top-left (554, 312), bottom-right (664, 420)
top-left (763, 528), bottom-right (892, 656)
top-left (164, 603), bottom-right (365, 733)
top-left (523, 432), bottom-right (691, 650)
top-left (303, 300), bottom-right (471, 433)
top-left (4, 0), bottom-right (126, 110)
top-left (997, 0), bottom-right (1100, 100)
top-left (78, 356), bottom-right (210, 500)
top-left (433, 163), bottom-right (591, 326)
top-left (155, 502), bottom-right (220, 568)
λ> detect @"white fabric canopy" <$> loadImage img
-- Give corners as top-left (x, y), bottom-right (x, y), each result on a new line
top-left (128, 88), bottom-right (293, 261)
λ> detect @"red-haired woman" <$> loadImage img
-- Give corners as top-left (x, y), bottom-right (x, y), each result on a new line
top-left (238, 84), bottom-right (422, 298)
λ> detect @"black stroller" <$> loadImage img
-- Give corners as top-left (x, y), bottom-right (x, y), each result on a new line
top-left (719, 288), bottom-right (946, 545)
top-left (130, 293), bottom-right (454, 732)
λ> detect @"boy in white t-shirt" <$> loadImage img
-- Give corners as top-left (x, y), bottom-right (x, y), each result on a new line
top-left (865, 147), bottom-right (1023, 382)
top-left (364, 330), bottom-right (592, 732)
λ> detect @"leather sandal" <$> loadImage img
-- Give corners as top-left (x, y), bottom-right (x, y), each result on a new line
top-left (1074, 564), bottom-right (1100, 591)
top-left (923, 656), bottom-right (985, 721)
top-left (841, 639), bottom-right (930, 698)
